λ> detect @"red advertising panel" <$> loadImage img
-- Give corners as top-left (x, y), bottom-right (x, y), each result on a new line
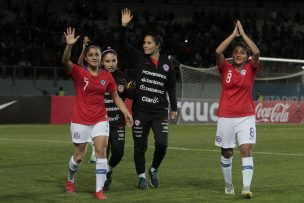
top-left (255, 101), bottom-right (304, 123)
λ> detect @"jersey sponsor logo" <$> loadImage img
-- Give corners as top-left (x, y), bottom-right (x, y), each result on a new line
top-left (139, 85), bottom-right (164, 94)
top-left (241, 70), bottom-right (246, 75)
top-left (104, 98), bottom-right (113, 103)
top-left (0, 100), bottom-right (17, 110)
top-left (106, 107), bottom-right (120, 111)
top-left (163, 64), bottom-right (169, 72)
top-left (134, 119), bottom-right (140, 126)
top-left (73, 132), bottom-right (80, 139)
top-left (142, 96), bottom-right (159, 103)
top-left (108, 114), bottom-right (120, 121)
top-left (141, 77), bottom-right (164, 86)
top-left (100, 80), bottom-right (106, 85)
top-left (142, 70), bottom-right (166, 79)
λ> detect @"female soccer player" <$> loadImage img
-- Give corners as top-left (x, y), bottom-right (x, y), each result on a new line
top-left (78, 43), bottom-right (135, 191)
top-left (62, 27), bottom-right (133, 200)
top-left (120, 8), bottom-right (178, 190)
top-left (214, 20), bottom-right (260, 199)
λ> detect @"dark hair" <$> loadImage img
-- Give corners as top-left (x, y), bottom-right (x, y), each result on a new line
top-left (100, 47), bottom-right (117, 59)
top-left (84, 45), bottom-right (101, 56)
top-left (145, 27), bottom-right (165, 47)
top-left (232, 39), bottom-right (250, 56)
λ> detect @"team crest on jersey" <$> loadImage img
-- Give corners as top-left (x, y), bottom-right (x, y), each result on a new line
top-left (241, 70), bottom-right (246, 75)
top-left (100, 80), bottom-right (106, 85)
top-left (215, 136), bottom-right (222, 143)
top-left (163, 64), bottom-right (169, 72)
top-left (134, 119), bottom-right (141, 126)
top-left (74, 132), bottom-right (80, 139)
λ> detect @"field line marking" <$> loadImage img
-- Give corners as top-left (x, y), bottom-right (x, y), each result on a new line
top-left (0, 138), bottom-right (303, 157)
top-left (166, 146), bottom-right (304, 157)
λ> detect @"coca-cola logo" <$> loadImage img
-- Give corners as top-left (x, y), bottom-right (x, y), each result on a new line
top-left (255, 103), bottom-right (290, 123)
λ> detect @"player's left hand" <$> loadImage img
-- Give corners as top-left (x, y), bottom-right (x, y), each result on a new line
top-left (125, 112), bottom-right (134, 127)
top-left (170, 111), bottom-right (178, 121)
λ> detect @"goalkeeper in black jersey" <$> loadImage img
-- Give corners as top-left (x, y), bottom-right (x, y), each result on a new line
top-left (120, 8), bottom-right (177, 190)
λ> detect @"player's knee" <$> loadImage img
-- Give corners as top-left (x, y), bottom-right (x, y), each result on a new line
top-left (240, 144), bottom-right (253, 157)
top-left (95, 147), bottom-right (107, 158)
top-left (221, 148), bottom-right (233, 158)
top-left (73, 155), bottom-right (83, 163)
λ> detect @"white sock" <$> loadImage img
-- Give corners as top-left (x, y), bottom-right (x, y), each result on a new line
top-left (150, 167), bottom-right (156, 172)
top-left (96, 158), bottom-right (108, 192)
top-left (67, 156), bottom-right (80, 183)
top-left (91, 141), bottom-right (95, 155)
top-left (242, 157), bottom-right (254, 191)
top-left (138, 173), bottom-right (146, 178)
top-left (221, 156), bottom-right (233, 185)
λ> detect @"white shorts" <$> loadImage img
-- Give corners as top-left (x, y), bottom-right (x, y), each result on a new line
top-left (215, 116), bottom-right (256, 148)
top-left (70, 121), bottom-right (109, 144)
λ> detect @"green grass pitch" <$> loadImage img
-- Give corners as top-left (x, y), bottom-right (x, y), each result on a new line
top-left (0, 124), bottom-right (303, 202)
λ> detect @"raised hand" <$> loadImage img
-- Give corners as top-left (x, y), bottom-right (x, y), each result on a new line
top-left (236, 20), bottom-right (245, 36)
top-left (121, 8), bottom-right (133, 27)
top-left (83, 36), bottom-right (90, 47)
top-left (232, 22), bottom-right (240, 37)
top-left (64, 27), bottom-right (80, 46)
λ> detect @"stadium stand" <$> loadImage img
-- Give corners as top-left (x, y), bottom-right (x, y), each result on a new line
top-left (0, 0), bottom-right (304, 95)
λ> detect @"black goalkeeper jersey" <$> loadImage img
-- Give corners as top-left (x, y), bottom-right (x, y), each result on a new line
top-left (120, 26), bottom-right (177, 114)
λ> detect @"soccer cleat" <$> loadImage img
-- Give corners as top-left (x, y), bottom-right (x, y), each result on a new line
top-left (103, 171), bottom-right (113, 191)
top-left (65, 181), bottom-right (75, 194)
top-left (138, 177), bottom-right (149, 190)
top-left (225, 183), bottom-right (235, 195)
top-left (242, 191), bottom-right (253, 199)
top-left (95, 190), bottom-right (107, 200)
top-left (89, 154), bottom-right (96, 163)
top-left (148, 167), bottom-right (159, 188)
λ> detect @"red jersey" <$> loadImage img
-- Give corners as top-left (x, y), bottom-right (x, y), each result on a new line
top-left (68, 64), bottom-right (117, 124)
top-left (217, 60), bottom-right (259, 117)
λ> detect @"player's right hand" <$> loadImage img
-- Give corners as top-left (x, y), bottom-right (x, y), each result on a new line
top-left (64, 27), bottom-right (80, 46)
top-left (121, 8), bottom-right (133, 27)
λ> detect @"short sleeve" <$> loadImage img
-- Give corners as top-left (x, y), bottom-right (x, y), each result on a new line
top-left (107, 73), bottom-right (117, 94)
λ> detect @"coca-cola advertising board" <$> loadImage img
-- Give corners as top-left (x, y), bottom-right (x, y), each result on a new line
top-left (255, 101), bottom-right (304, 123)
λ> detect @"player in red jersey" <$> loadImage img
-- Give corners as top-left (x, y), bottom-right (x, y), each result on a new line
top-left (62, 27), bottom-right (133, 200)
top-left (214, 20), bottom-right (260, 199)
